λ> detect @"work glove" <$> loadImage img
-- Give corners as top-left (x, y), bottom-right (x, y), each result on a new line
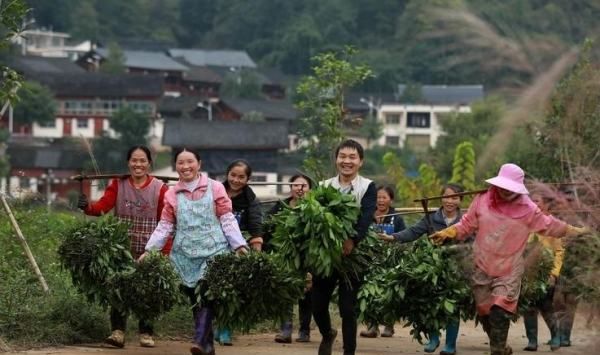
top-left (564, 225), bottom-right (590, 237)
top-left (429, 225), bottom-right (458, 246)
top-left (77, 194), bottom-right (89, 210)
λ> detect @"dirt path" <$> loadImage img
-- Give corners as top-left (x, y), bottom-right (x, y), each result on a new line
top-left (8, 315), bottom-right (598, 355)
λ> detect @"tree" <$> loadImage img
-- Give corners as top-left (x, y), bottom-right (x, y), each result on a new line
top-left (295, 47), bottom-right (372, 180)
top-left (358, 112), bottom-right (383, 148)
top-left (110, 107), bottom-right (150, 145)
top-left (100, 41), bottom-right (126, 74)
top-left (12, 81), bottom-right (56, 126)
top-left (429, 96), bottom-right (504, 180)
top-left (399, 83), bottom-right (424, 103)
top-left (450, 141), bottom-right (476, 191)
top-left (220, 69), bottom-right (262, 99)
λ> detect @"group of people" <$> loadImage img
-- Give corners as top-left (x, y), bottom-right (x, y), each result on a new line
top-left (77, 139), bottom-right (588, 355)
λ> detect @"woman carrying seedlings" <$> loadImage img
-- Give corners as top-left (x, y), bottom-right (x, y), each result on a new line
top-left (379, 183), bottom-right (465, 355)
top-left (77, 145), bottom-right (168, 348)
top-left (216, 159), bottom-right (264, 345)
top-left (141, 148), bottom-right (248, 355)
top-left (360, 185), bottom-right (405, 339)
top-left (522, 190), bottom-right (564, 351)
top-left (315, 139), bottom-right (377, 355)
top-left (268, 174), bottom-right (315, 344)
top-left (429, 164), bottom-right (588, 355)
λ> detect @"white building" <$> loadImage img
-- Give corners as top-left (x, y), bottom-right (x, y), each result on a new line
top-left (377, 85), bottom-right (484, 152)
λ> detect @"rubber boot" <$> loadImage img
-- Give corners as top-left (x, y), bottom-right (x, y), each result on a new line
top-left (489, 306), bottom-right (512, 355)
top-left (423, 333), bottom-right (440, 353)
top-left (359, 324), bottom-right (379, 338)
top-left (318, 328), bottom-right (337, 355)
top-left (275, 321), bottom-right (293, 343)
top-left (218, 328), bottom-right (232, 346)
top-left (191, 307), bottom-right (215, 355)
top-left (523, 312), bottom-right (538, 351)
top-left (440, 319), bottom-right (460, 355)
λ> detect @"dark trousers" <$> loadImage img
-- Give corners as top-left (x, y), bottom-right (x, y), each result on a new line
top-left (298, 291), bottom-right (312, 333)
top-left (523, 286), bottom-right (558, 341)
top-left (110, 308), bottom-right (153, 334)
top-left (182, 285), bottom-right (215, 351)
top-left (312, 272), bottom-right (361, 355)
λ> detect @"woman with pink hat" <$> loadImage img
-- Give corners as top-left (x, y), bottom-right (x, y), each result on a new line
top-left (430, 163), bottom-right (588, 355)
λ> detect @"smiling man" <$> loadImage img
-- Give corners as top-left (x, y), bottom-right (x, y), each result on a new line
top-left (314, 139), bottom-right (377, 355)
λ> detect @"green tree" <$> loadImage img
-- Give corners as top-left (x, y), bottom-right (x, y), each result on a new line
top-left (358, 112), bottom-right (383, 148)
top-left (100, 42), bottom-right (126, 74)
top-left (399, 83), bottom-right (423, 103)
top-left (450, 141), bottom-right (476, 191)
top-left (430, 96), bottom-right (504, 180)
top-left (220, 70), bottom-right (262, 99)
top-left (69, 0), bottom-right (99, 40)
top-left (110, 107), bottom-right (150, 145)
top-left (296, 47), bottom-right (372, 180)
top-left (12, 81), bottom-right (56, 126)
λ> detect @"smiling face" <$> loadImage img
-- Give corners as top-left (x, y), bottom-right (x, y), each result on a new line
top-left (441, 187), bottom-right (461, 215)
top-left (290, 176), bottom-right (310, 200)
top-left (128, 148), bottom-right (151, 179)
top-left (175, 150), bottom-right (200, 182)
top-left (335, 147), bottom-right (363, 180)
top-left (227, 165), bottom-right (249, 193)
top-left (376, 189), bottom-right (393, 213)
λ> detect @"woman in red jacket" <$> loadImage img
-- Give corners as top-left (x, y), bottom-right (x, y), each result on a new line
top-left (77, 145), bottom-right (169, 349)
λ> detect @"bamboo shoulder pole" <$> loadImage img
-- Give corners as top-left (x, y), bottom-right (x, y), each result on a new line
top-left (0, 193), bottom-right (50, 293)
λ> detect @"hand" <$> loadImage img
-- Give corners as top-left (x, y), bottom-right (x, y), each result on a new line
top-left (77, 194), bottom-right (88, 210)
top-left (378, 233), bottom-right (394, 242)
top-left (235, 246), bottom-right (249, 256)
top-left (429, 226), bottom-right (458, 246)
top-left (565, 225), bottom-right (590, 237)
top-left (342, 239), bottom-right (354, 256)
top-left (137, 252), bottom-right (148, 263)
top-left (304, 272), bottom-right (313, 292)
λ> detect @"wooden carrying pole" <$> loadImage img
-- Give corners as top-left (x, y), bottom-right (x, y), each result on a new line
top-left (71, 174), bottom-right (299, 186)
top-left (0, 193), bottom-right (50, 293)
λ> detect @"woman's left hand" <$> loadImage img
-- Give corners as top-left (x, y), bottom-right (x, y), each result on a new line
top-left (235, 246), bottom-right (249, 256)
top-left (378, 233), bottom-right (394, 242)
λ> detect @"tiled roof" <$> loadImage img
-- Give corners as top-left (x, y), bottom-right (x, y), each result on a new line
top-left (222, 98), bottom-right (297, 120)
top-left (397, 84), bottom-right (484, 105)
top-left (168, 48), bottom-right (257, 68)
top-left (96, 48), bottom-right (189, 71)
top-left (36, 72), bottom-right (163, 97)
top-left (163, 119), bottom-right (288, 149)
top-left (8, 55), bottom-right (86, 74)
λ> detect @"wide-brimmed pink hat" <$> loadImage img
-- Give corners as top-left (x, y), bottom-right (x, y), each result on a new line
top-left (485, 163), bottom-right (529, 194)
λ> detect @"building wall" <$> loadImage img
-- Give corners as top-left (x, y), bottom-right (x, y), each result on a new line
top-left (377, 104), bottom-right (472, 150)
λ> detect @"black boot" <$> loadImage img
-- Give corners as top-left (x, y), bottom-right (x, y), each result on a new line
top-left (489, 306), bottom-right (512, 355)
top-left (523, 312), bottom-right (538, 351)
top-left (318, 328), bottom-right (337, 355)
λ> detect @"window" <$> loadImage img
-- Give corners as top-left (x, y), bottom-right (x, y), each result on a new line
top-left (385, 135), bottom-right (400, 146)
top-left (405, 134), bottom-right (431, 152)
top-left (77, 118), bottom-right (88, 128)
top-left (406, 112), bottom-right (431, 128)
top-left (19, 177), bottom-right (30, 189)
top-left (39, 119), bottom-right (56, 128)
top-left (385, 114), bottom-right (400, 124)
top-left (251, 174), bottom-right (267, 182)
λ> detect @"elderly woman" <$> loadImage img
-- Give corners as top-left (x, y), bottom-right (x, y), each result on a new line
top-left (430, 164), bottom-right (587, 355)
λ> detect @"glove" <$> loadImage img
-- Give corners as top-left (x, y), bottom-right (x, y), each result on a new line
top-left (429, 225), bottom-right (458, 246)
top-left (564, 225), bottom-right (590, 237)
top-left (77, 194), bottom-right (89, 210)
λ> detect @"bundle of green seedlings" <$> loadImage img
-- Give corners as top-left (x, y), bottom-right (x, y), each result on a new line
top-left (517, 239), bottom-right (555, 316)
top-left (561, 233), bottom-right (600, 303)
top-left (58, 215), bottom-right (134, 306)
top-left (270, 185), bottom-right (372, 279)
top-left (358, 239), bottom-right (474, 343)
top-left (200, 252), bottom-right (305, 332)
top-left (107, 251), bottom-right (182, 321)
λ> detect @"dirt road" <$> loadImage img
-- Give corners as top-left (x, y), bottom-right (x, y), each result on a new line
top-left (9, 315), bottom-right (598, 355)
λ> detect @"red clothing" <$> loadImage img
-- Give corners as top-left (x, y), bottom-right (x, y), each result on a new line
top-left (84, 176), bottom-right (173, 254)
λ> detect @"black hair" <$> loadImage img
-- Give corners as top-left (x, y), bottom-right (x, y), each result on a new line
top-left (173, 147), bottom-right (201, 164)
top-left (289, 174), bottom-right (314, 189)
top-left (335, 139), bottom-right (364, 160)
top-left (126, 145), bottom-right (153, 164)
top-left (441, 183), bottom-right (465, 199)
top-left (226, 159), bottom-right (252, 178)
top-left (377, 185), bottom-right (395, 201)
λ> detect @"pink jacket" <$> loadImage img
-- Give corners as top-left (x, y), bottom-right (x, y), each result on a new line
top-left (455, 190), bottom-right (567, 277)
top-left (145, 173), bottom-right (246, 251)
